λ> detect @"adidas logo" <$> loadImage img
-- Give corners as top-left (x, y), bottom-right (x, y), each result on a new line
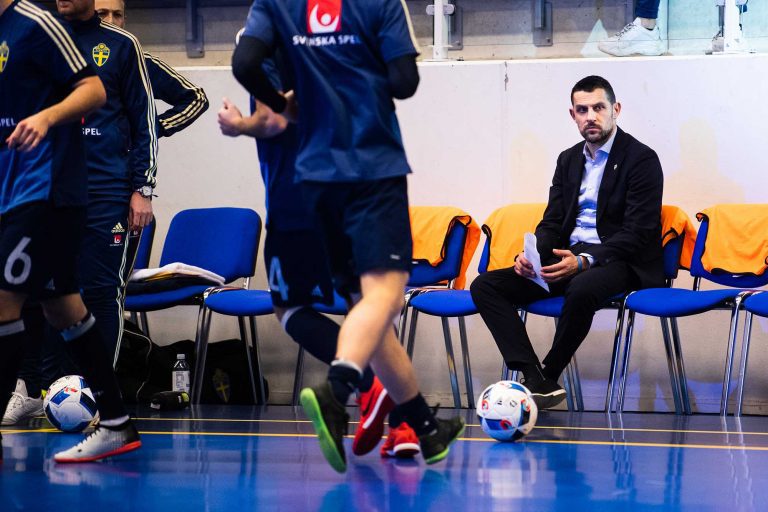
top-left (111, 222), bottom-right (126, 234)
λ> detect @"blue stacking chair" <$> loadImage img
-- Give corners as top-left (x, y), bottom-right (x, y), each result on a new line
top-left (405, 236), bottom-right (490, 408)
top-left (734, 292), bottom-right (768, 416)
top-left (124, 207), bottom-right (262, 402)
top-left (404, 204), bottom-right (543, 408)
top-left (196, 288), bottom-right (272, 404)
top-left (617, 206), bottom-right (768, 415)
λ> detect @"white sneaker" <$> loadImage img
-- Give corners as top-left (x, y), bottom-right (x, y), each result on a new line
top-left (2, 379), bottom-right (44, 426)
top-left (54, 421), bottom-right (141, 463)
top-left (599, 18), bottom-right (664, 57)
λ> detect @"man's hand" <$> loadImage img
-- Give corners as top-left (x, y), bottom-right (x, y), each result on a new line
top-left (218, 97), bottom-right (244, 137)
top-left (129, 192), bottom-right (153, 230)
top-left (6, 112), bottom-right (52, 152)
top-left (513, 253), bottom-right (536, 279)
top-left (540, 249), bottom-right (582, 283)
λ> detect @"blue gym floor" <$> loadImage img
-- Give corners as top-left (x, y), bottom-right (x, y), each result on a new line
top-left (2, 407), bottom-right (768, 511)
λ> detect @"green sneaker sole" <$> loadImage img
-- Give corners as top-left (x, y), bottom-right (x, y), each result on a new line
top-left (424, 423), bottom-right (466, 465)
top-left (299, 388), bottom-right (347, 474)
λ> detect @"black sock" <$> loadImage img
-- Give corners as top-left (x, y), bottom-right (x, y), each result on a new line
top-left (398, 393), bottom-right (438, 437)
top-left (63, 313), bottom-right (127, 421)
top-left (389, 405), bottom-right (405, 429)
top-left (520, 362), bottom-right (546, 387)
top-left (358, 367), bottom-right (374, 393)
top-left (0, 319), bottom-right (28, 408)
top-left (284, 307), bottom-right (339, 365)
top-left (328, 362), bottom-right (361, 405)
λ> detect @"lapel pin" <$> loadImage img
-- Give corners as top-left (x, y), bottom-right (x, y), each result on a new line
top-left (613, 164), bottom-right (618, 171)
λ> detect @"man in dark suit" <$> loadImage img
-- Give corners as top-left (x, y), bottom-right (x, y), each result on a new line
top-left (470, 75), bottom-right (664, 409)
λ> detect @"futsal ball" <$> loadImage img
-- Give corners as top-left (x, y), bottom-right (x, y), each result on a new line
top-left (43, 375), bottom-right (98, 432)
top-left (476, 381), bottom-right (538, 442)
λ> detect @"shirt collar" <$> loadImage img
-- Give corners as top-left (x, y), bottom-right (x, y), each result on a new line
top-left (583, 127), bottom-right (618, 161)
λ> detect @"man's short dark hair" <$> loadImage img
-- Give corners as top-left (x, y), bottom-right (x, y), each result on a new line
top-left (571, 76), bottom-right (616, 105)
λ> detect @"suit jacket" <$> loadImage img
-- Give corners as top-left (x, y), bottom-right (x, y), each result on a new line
top-left (535, 127), bottom-right (665, 289)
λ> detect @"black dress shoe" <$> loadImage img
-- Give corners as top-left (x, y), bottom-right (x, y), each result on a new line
top-left (525, 378), bottom-right (566, 410)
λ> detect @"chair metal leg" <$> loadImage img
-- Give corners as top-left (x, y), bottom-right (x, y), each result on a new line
top-left (617, 310), bottom-right (637, 413)
top-left (736, 312), bottom-right (754, 417)
top-left (458, 316), bottom-right (474, 408)
top-left (660, 317), bottom-right (683, 414)
top-left (562, 365), bottom-right (575, 411)
top-left (398, 289), bottom-right (419, 346)
top-left (605, 299), bottom-right (627, 412)
top-left (569, 356), bottom-right (585, 411)
top-left (669, 317), bottom-right (691, 415)
top-left (237, 317), bottom-right (259, 404)
top-left (235, 316), bottom-right (261, 405)
top-left (191, 305), bottom-right (212, 403)
top-left (139, 311), bottom-right (150, 337)
top-left (248, 316), bottom-right (267, 405)
top-left (405, 309), bottom-right (419, 359)
top-left (292, 347), bottom-right (305, 406)
top-left (441, 317), bottom-right (462, 409)
top-left (721, 295), bottom-right (745, 415)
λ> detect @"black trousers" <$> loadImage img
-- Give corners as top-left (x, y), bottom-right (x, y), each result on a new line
top-left (470, 260), bottom-right (637, 379)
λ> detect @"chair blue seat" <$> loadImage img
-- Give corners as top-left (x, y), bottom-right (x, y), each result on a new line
top-left (125, 285), bottom-right (212, 312)
top-left (313, 291), bottom-right (348, 315)
top-left (523, 296), bottom-right (564, 317)
top-left (410, 290), bottom-right (476, 317)
top-left (744, 292), bottom-right (768, 316)
top-left (204, 290), bottom-right (273, 316)
top-left (625, 288), bottom-right (741, 317)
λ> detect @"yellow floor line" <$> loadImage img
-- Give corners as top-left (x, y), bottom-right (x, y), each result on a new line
top-left (5, 428), bottom-right (768, 451)
top-left (132, 416), bottom-right (768, 437)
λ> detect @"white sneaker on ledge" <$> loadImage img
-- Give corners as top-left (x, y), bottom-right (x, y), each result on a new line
top-left (599, 18), bottom-right (664, 57)
top-left (2, 379), bottom-right (44, 426)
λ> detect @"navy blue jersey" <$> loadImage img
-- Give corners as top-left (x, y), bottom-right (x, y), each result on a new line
top-left (68, 15), bottom-right (157, 197)
top-left (255, 58), bottom-right (311, 231)
top-left (144, 52), bottom-right (209, 138)
top-left (0, 0), bottom-right (93, 214)
top-left (243, 0), bottom-right (418, 182)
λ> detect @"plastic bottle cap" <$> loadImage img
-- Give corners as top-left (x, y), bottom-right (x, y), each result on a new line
top-left (177, 354), bottom-right (185, 360)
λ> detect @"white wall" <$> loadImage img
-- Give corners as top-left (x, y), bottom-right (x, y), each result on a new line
top-left (145, 55), bottom-right (768, 412)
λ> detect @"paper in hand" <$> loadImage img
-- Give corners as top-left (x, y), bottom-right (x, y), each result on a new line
top-left (523, 233), bottom-right (550, 292)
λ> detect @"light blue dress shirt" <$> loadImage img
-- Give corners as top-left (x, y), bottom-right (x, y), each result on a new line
top-left (569, 129), bottom-right (617, 265)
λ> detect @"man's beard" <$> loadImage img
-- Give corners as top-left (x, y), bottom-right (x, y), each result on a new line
top-left (581, 124), bottom-right (612, 145)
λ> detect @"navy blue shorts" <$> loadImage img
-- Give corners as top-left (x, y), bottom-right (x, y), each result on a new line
top-left (301, 176), bottom-right (412, 294)
top-left (263, 228), bottom-right (335, 308)
top-left (0, 201), bottom-right (84, 298)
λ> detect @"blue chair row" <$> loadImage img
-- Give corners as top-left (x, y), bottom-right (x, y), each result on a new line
top-left (617, 207), bottom-right (768, 416)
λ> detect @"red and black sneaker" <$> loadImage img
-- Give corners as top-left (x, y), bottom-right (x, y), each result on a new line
top-left (352, 377), bottom-right (395, 456)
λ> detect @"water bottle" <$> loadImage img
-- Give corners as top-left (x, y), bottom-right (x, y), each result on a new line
top-left (172, 354), bottom-right (190, 393)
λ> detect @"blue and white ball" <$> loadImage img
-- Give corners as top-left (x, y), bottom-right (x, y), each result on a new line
top-left (476, 381), bottom-right (538, 442)
top-left (43, 375), bottom-right (98, 432)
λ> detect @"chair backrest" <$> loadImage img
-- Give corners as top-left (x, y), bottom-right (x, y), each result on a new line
top-left (660, 204), bottom-right (697, 282)
top-left (132, 216), bottom-right (156, 272)
top-left (480, 203), bottom-right (547, 273)
top-left (409, 220), bottom-right (468, 287)
top-left (408, 206), bottom-right (480, 289)
top-left (689, 205), bottom-right (768, 289)
top-left (159, 207), bottom-right (262, 283)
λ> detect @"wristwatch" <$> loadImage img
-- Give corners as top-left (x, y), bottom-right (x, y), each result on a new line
top-left (135, 186), bottom-right (154, 198)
